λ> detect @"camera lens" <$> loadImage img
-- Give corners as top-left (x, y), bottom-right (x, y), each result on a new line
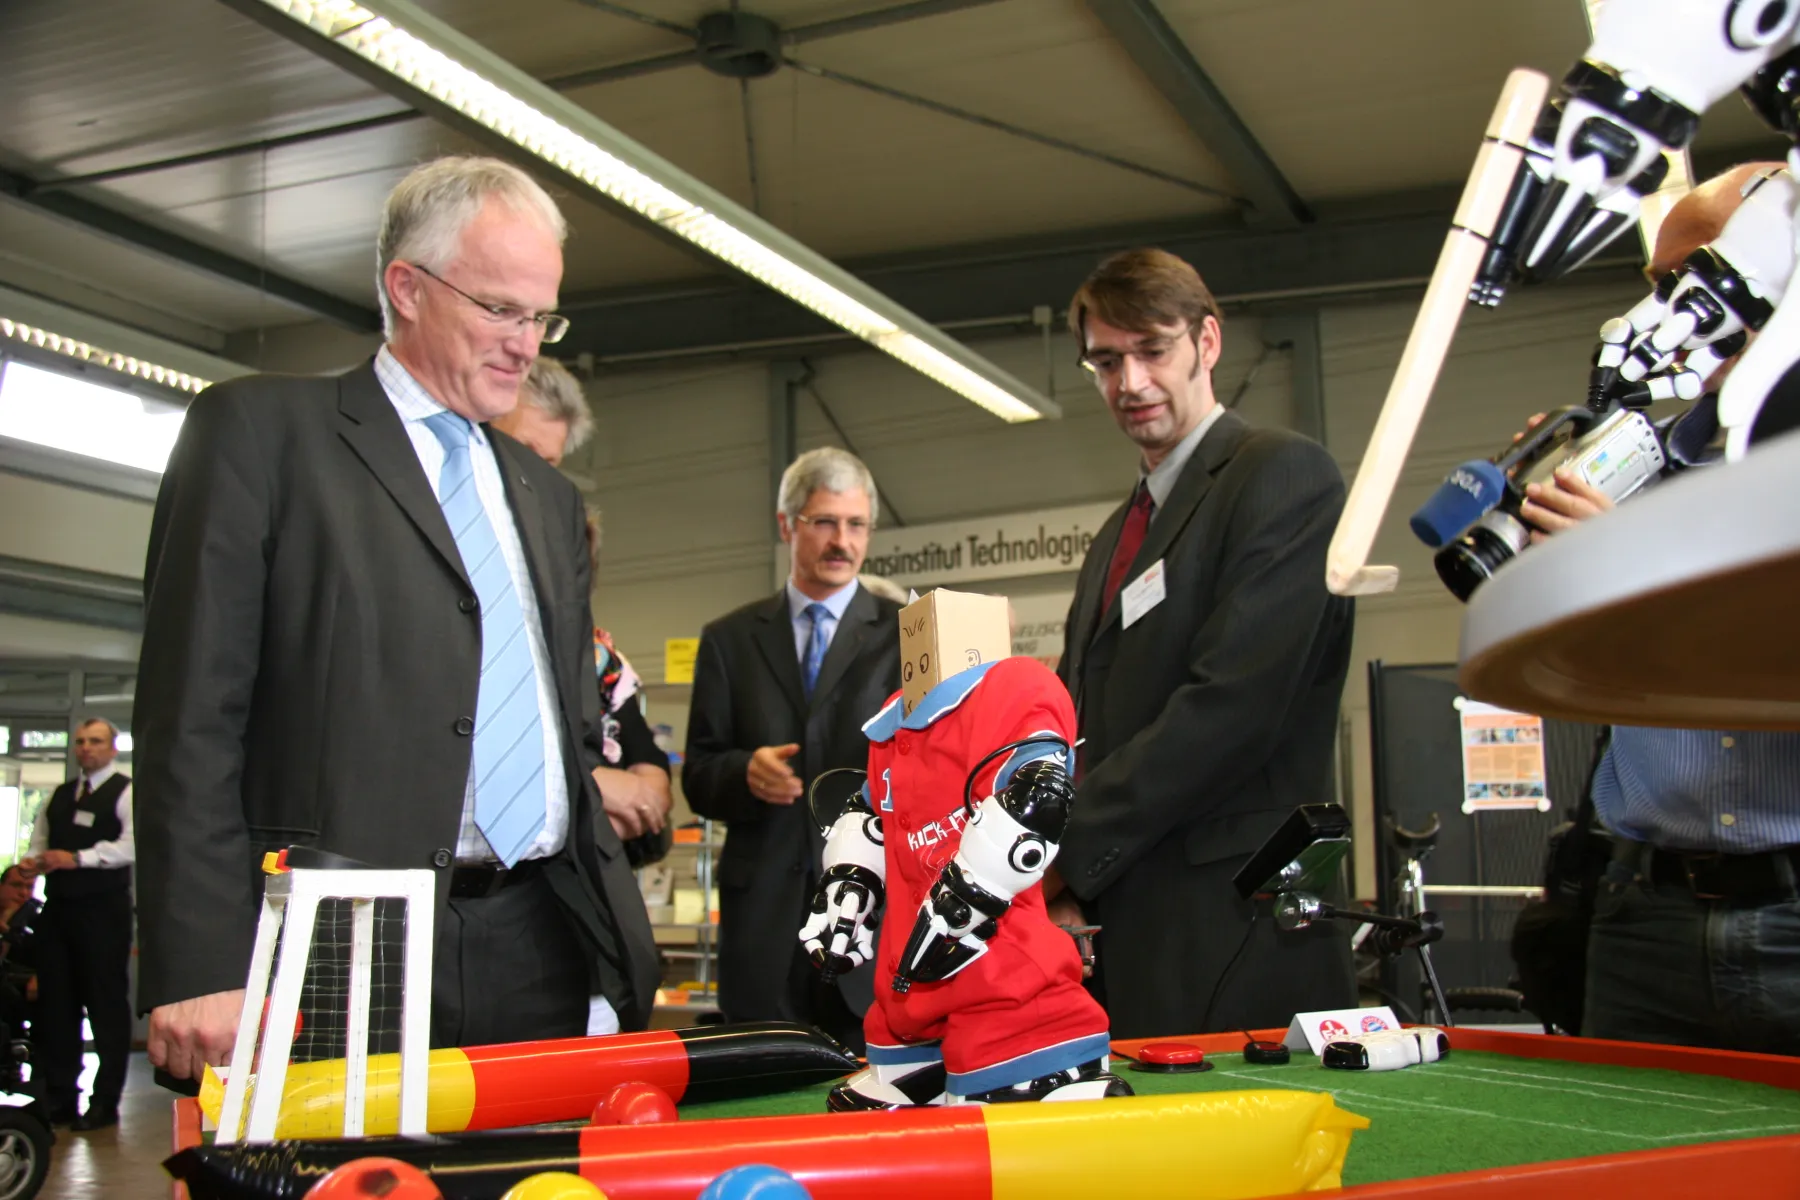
top-left (1434, 512), bottom-right (1528, 601)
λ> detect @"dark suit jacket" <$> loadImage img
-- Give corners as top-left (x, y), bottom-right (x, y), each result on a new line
top-left (133, 361), bottom-right (658, 1028)
top-left (1057, 410), bottom-right (1356, 1036)
top-left (682, 585), bottom-right (901, 1022)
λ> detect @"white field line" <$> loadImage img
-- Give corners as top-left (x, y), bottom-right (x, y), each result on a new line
top-left (1436, 1061), bottom-right (1782, 1111)
top-left (1203, 1066), bottom-right (1800, 1145)
top-left (1387, 1065), bottom-right (1773, 1114)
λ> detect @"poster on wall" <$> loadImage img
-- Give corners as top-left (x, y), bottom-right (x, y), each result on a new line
top-left (1454, 698), bottom-right (1549, 813)
top-left (663, 637), bottom-right (700, 685)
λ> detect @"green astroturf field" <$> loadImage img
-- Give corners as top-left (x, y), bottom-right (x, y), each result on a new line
top-left (674, 1048), bottom-right (1800, 1187)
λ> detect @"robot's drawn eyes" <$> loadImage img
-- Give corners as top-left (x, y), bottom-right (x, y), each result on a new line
top-left (1727, 0), bottom-right (1798, 48)
top-left (865, 815), bottom-right (884, 846)
top-left (1009, 836), bottom-right (1047, 873)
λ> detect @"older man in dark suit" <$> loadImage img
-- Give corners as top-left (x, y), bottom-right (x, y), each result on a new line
top-left (135, 156), bottom-right (657, 1081)
top-left (1050, 249), bottom-right (1356, 1039)
top-left (684, 448), bottom-right (902, 1050)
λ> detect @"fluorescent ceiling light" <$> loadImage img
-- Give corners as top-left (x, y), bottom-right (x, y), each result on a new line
top-left (1, 315), bottom-right (212, 396)
top-left (235, 0), bottom-right (1058, 423)
top-left (0, 358), bottom-right (187, 474)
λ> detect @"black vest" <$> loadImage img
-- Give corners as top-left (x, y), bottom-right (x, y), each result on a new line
top-left (44, 772), bottom-right (131, 899)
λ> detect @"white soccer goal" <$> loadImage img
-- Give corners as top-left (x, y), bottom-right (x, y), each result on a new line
top-left (213, 861), bottom-right (436, 1144)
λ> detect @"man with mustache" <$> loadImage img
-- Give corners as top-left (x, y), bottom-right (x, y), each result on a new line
top-left (1050, 248), bottom-right (1357, 1038)
top-left (684, 448), bottom-right (902, 1050)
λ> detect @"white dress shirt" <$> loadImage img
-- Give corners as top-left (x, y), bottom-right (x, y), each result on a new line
top-left (374, 347), bottom-right (569, 865)
top-left (29, 762), bottom-right (134, 869)
top-left (1142, 402), bottom-right (1228, 517)
top-left (786, 577), bottom-right (860, 663)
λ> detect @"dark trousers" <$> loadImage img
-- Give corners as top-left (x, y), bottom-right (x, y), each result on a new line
top-left (1584, 857), bottom-right (1800, 1055)
top-left (35, 888), bottom-right (133, 1111)
top-left (429, 868), bottom-right (589, 1049)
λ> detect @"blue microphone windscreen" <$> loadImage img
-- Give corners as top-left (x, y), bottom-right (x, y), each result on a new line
top-left (1409, 460), bottom-right (1507, 548)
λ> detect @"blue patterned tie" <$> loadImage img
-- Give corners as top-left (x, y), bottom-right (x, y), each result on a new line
top-left (424, 412), bottom-right (547, 865)
top-left (802, 602), bottom-right (831, 698)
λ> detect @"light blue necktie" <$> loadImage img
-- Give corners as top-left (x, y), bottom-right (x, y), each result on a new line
top-left (424, 412), bottom-right (547, 866)
top-left (802, 602), bottom-right (831, 698)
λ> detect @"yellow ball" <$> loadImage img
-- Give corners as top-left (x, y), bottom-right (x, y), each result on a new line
top-left (500, 1173), bottom-right (607, 1200)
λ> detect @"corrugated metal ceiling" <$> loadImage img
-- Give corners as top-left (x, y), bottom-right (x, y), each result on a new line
top-left (0, 0), bottom-right (1786, 347)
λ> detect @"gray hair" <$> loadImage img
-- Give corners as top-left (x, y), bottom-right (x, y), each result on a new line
top-left (376, 156), bottom-right (567, 337)
top-left (520, 357), bottom-right (595, 454)
top-left (778, 447), bottom-right (879, 525)
top-left (77, 717), bottom-right (118, 741)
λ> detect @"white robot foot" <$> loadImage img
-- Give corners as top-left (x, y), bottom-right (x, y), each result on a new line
top-left (826, 1062), bottom-right (948, 1111)
top-left (952, 1056), bottom-right (1135, 1104)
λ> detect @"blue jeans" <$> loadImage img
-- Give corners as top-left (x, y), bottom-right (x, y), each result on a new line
top-left (1583, 857), bottom-right (1800, 1056)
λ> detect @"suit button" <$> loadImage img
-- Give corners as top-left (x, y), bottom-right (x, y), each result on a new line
top-left (454, 717), bottom-right (475, 736)
top-left (432, 848), bottom-right (453, 868)
top-left (459, 595), bottom-right (478, 614)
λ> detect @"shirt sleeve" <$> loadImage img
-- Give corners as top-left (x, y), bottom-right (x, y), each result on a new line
top-left (77, 784), bottom-right (136, 869)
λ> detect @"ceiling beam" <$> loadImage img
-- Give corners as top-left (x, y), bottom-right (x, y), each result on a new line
top-left (0, 167), bottom-right (381, 334)
top-left (1085, 0), bottom-right (1308, 228)
top-left (556, 192), bottom-right (1477, 362)
top-left (0, 554), bottom-right (144, 633)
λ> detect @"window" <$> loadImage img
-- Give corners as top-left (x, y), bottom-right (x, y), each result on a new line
top-left (0, 358), bottom-right (186, 474)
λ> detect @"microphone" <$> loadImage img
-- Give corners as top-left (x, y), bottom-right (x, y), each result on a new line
top-left (1409, 459), bottom-right (1508, 548)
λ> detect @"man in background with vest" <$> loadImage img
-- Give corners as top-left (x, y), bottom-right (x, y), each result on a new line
top-left (23, 717), bottom-right (134, 1130)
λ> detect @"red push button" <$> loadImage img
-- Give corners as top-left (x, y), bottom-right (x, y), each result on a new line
top-left (1130, 1041), bottom-right (1213, 1074)
top-left (1139, 1042), bottom-right (1204, 1066)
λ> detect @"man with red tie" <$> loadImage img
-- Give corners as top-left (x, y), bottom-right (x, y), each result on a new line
top-left (1049, 249), bottom-right (1357, 1039)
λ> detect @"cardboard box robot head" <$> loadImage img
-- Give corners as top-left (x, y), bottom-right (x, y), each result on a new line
top-left (899, 588), bottom-right (1011, 716)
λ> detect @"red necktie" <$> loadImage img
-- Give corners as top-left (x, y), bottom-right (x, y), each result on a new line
top-left (77, 777), bottom-right (90, 802)
top-left (1101, 484), bottom-right (1154, 617)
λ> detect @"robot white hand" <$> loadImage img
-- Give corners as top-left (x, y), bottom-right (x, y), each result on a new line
top-left (1607, 167), bottom-right (1800, 386)
top-left (799, 788), bottom-right (887, 983)
top-left (1504, 0), bottom-right (1800, 284)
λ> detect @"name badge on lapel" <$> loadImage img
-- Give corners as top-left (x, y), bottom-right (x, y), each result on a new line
top-left (73, 810), bottom-right (97, 828)
top-left (1120, 559), bottom-right (1167, 630)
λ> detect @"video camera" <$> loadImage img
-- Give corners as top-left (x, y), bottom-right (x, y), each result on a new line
top-left (1411, 403), bottom-right (1673, 602)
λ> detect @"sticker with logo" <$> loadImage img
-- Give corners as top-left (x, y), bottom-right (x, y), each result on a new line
top-left (1318, 1019), bottom-right (1350, 1041)
top-left (1361, 1014), bottom-right (1389, 1033)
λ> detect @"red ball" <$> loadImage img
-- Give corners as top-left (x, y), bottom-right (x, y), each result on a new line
top-left (306, 1157), bottom-right (442, 1199)
top-left (590, 1080), bottom-right (678, 1127)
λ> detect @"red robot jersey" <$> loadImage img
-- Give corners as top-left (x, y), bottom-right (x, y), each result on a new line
top-left (860, 656), bottom-right (1111, 1093)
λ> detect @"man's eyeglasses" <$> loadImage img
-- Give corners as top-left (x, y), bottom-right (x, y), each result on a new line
top-left (1078, 326), bottom-right (1196, 376)
top-left (408, 263), bottom-right (570, 344)
top-left (793, 515), bottom-right (874, 538)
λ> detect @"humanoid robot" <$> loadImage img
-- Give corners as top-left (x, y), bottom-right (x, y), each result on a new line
top-left (798, 590), bottom-right (1125, 1110)
top-left (1484, 0), bottom-right (1800, 457)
